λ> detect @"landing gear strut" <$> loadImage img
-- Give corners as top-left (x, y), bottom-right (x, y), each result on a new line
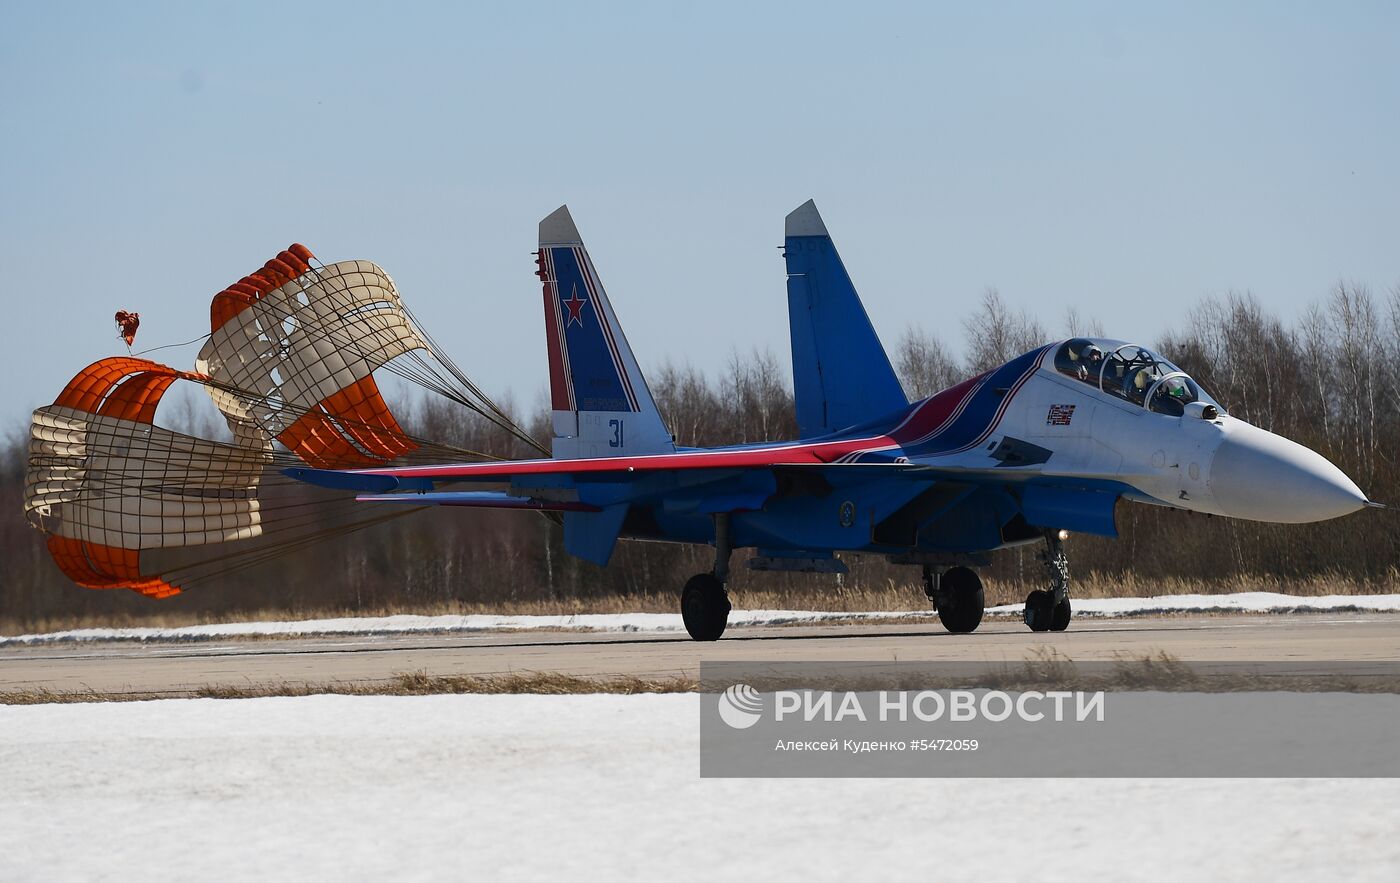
top-left (1024, 530), bottom-right (1072, 632)
top-left (681, 514), bottom-right (733, 641)
top-left (925, 565), bottom-right (985, 634)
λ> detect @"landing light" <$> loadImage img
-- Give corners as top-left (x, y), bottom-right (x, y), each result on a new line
top-left (1057, 529), bottom-right (1070, 540)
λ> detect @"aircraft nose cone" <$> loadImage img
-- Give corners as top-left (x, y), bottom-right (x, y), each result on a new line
top-left (1209, 421), bottom-right (1367, 523)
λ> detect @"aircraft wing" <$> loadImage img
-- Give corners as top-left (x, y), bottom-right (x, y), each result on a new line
top-left (285, 445), bottom-right (1129, 565)
top-left (285, 448), bottom-right (1076, 501)
top-left (283, 444), bottom-right (916, 493)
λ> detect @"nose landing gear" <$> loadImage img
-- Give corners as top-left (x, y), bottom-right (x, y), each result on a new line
top-left (1025, 530), bottom-right (1072, 632)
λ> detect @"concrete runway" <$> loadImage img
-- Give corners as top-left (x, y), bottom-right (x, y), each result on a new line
top-left (3, 613), bottom-right (1399, 696)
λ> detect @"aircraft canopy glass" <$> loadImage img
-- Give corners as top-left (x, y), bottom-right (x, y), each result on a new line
top-left (1052, 338), bottom-right (1219, 416)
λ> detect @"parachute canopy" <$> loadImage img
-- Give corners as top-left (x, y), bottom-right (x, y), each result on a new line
top-left (26, 358), bottom-right (271, 598)
top-left (196, 248), bottom-right (424, 469)
top-left (27, 242), bottom-right (546, 598)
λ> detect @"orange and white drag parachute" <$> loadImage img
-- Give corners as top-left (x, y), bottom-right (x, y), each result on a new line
top-left (197, 245), bottom-right (424, 468)
top-left (25, 242), bottom-right (544, 598)
top-left (25, 358), bottom-right (272, 598)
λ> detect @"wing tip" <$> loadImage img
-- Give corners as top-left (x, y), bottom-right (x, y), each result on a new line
top-left (785, 198), bottom-right (828, 237)
top-left (540, 205), bottom-right (583, 246)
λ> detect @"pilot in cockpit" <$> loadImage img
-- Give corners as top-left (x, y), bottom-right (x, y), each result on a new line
top-left (1075, 344), bottom-right (1104, 381)
top-left (1150, 375), bottom-right (1193, 415)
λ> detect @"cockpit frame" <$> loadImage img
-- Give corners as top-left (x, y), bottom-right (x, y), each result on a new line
top-left (1053, 338), bottom-right (1222, 418)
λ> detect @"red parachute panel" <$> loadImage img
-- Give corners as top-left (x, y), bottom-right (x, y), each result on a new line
top-left (41, 358), bottom-right (206, 599)
top-left (46, 537), bottom-right (181, 599)
top-left (209, 244), bottom-right (318, 333)
top-left (275, 375), bottom-right (418, 468)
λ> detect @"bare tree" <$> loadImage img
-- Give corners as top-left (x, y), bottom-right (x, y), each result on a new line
top-left (896, 325), bottom-right (961, 398)
top-left (652, 359), bottom-right (723, 447)
top-left (1063, 306), bottom-right (1105, 339)
top-left (721, 348), bottom-right (796, 443)
top-left (963, 288), bottom-right (1047, 373)
top-left (1325, 282), bottom-right (1381, 480)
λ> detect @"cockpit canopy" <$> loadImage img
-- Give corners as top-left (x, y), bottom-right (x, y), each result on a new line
top-left (1053, 338), bottom-right (1221, 417)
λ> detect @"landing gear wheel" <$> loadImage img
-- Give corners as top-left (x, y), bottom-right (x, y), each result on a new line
top-left (1026, 530), bottom-right (1073, 633)
top-left (681, 573), bottom-right (730, 642)
top-left (1024, 590), bottom-right (1055, 632)
top-left (935, 566), bottom-right (985, 634)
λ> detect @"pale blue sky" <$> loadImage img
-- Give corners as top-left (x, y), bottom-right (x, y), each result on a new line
top-left (2, 1), bottom-right (1397, 429)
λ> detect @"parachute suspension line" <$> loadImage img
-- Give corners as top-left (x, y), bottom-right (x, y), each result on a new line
top-left (193, 373), bottom-right (506, 467)
top-left (343, 292), bottom-right (547, 453)
top-left (150, 505), bottom-right (428, 590)
top-left (198, 250), bottom-right (541, 464)
top-left (294, 256), bottom-right (548, 456)
top-left (131, 331), bottom-right (214, 358)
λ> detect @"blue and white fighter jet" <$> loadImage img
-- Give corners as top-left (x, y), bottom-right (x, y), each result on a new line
top-left (290, 201), bottom-right (1376, 639)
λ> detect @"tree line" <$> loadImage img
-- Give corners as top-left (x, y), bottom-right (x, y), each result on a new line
top-left (4, 283), bottom-right (1398, 627)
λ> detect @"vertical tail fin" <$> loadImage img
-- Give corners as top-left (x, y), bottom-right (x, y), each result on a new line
top-left (536, 206), bottom-right (674, 460)
top-left (784, 199), bottom-right (907, 437)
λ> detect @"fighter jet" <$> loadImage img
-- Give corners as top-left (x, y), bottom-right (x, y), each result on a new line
top-left (290, 201), bottom-right (1376, 639)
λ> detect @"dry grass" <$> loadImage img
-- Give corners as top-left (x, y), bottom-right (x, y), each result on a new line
top-left (5, 654), bottom-right (1399, 704)
top-left (6, 571), bottom-right (1396, 637)
top-left (708, 650), bottom-right (1400, 695)
top-left (0, 670), bottom-right (699, 704)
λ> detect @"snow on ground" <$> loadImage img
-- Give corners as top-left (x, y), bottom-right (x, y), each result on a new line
top-left (986, 591), bottom-right (1400, 618)
top-left (4, 592), bottom-right (1399, 646)
top-left (0, 609), bottom-right (925, 646)
top-left (1, 694), bottom-right (1396, 882)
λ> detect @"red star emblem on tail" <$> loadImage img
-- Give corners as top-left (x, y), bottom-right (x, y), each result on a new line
top-left (563, 285), bottom-right (588, 326)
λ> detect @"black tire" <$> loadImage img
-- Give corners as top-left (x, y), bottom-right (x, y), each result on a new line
top-left (681, 573), bottom-right (730, 641)
top-left (1024, 590), bottom-right (1055, 632)
top-left (1049, 596), bottom-right (1071, 632)
top-left (936, 566), bottom-right (985, 634)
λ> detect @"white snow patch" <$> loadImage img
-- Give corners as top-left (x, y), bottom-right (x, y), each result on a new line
top-left (4, 593), bottom-right (1398, 646)
top-left (0, 694), bottom-right (1396, 881)
top-left (0, 609), bottom-right (928, 646)
top-left (987, 591), bottom-right (1400, 618)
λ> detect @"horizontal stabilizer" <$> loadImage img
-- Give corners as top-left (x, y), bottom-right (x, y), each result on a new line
top-left (283, 467), bottom-right (432, 493)
top-left (358, 491), bottom-right (600, 511)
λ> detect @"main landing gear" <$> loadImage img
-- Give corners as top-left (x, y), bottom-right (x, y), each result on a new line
top-left (681, 514), bottom-right (733, 642)
top-left (1024, 530), bottom-right (1072, 632)
top-left (924, 565), bottom-right (986, 634)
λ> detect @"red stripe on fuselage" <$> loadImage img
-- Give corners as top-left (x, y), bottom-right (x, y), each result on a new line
top-left (889, 374), bottom-right (985, 445)
top-left (355, 436), bottom-right (874, 479)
